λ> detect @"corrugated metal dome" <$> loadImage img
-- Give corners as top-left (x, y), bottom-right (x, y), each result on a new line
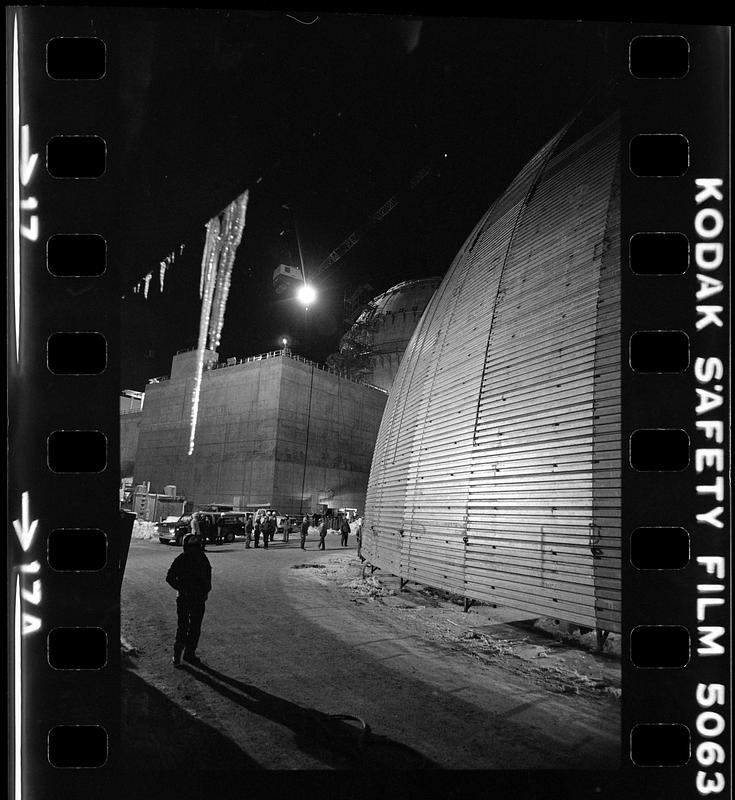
top-left (363, 113), bottom-right (621, 633)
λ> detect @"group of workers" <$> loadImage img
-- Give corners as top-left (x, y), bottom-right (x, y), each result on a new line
top-left (298, 514), bottom-right (363, 553)
top-left (188, 510), bottom-right (364, 554)
top-left (247, 512), bottom-right (278, 549)
top-left (189, 510), bottom-right (279, 549)
top-left (167, 512), bottom-right (365, 666)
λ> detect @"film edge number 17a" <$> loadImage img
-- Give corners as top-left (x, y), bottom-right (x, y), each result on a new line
top-left (6, 11), bottom-right (731, 799)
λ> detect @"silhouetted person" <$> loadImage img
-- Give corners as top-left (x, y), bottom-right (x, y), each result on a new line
top-left (264, 513), bottom-right (276, 548)
top-left (204, 514), bottom-right (219, 546)
top-left (166, 533), bottom-right (211, 666)
top-left (245, 516), bottom-right (253, 548)
top-left (300, 515), bottom-right (309, 549)
top-left (318, 517), bottom-right (327, 551)
top-left (340, 518), bottom-right (350, 547)
top-left (254, 515), bottom-right (262, 548)
top-left (190, 513), bottom-right (200, 536)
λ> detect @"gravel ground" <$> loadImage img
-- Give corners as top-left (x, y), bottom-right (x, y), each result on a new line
top-left (130, 520), bottom-right (620, 701)
top-left (301, 552), bottom-right (621, 702)
top-left (121, 536), bottom-right (619, 780)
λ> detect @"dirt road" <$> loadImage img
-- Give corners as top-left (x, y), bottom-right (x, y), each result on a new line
top-left (121, 534), bottom-right (619, 776)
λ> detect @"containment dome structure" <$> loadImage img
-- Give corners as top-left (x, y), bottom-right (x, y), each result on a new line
top-left (363, 113), bottom-right (621, 636)
top-left (332, 277), bottom-right (442, 392)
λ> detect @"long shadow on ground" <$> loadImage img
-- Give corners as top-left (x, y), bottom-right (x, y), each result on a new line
top-left (120, 651), bottom-right (262, 771)
top-left (183, 661), bottom-right (438, 770)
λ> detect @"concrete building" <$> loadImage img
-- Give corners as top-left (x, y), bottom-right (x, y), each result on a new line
top-left (120, 391), bottom-right (143, 477)
top-left (125, 348), bottom-right (387, 515)
top-left (364, 113), bottom-right (621, 635)
top-left (330, 277), bottom-right (441, 391)
top-left (120, 389), bottom-right (144, 413)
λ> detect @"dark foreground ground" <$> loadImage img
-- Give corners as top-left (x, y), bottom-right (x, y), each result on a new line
top-left (120, 533), bottom-right (620, 792)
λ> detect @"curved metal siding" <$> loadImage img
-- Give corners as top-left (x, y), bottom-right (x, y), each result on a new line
top-left (364, 115), bottom-right (621, 632)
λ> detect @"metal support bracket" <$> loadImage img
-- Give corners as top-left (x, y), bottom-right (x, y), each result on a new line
top-left (361, 561), bottom-right (380, 580)
top-left (463, 597), bottom-right (475, 613)
top-left (596, 629), bottom-right (610, 651)
top-left (400, 578), bottom-right (409, 591)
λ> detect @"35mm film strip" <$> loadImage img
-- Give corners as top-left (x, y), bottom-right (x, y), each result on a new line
top-left (7, 12), bottom-right (730, 800)
top-left (623, 28), bottom-right (729, 795)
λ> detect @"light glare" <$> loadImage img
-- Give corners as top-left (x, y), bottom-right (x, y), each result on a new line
top-left (297, 284), bottom-right (316, 306)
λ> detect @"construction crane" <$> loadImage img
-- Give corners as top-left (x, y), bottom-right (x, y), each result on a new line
top-left (311, 163), bottom-right (432, 282)
top-left (273, 162), bottom-right (435, 295)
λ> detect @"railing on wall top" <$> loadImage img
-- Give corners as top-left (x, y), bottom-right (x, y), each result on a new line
top-left (148, 349), bottom-right (388, 394)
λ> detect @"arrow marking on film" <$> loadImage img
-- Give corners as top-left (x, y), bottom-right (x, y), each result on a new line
top-left (20, 125), bottom-right (38, 187)
top-left (13, 492), bottom-right (38, 553)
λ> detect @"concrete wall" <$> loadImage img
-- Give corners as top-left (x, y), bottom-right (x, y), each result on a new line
top-left (133, 353), bottom-right (281, 507)
top-left (274, 358), bottom-right (387, 514)
top-left (120, 411), bottom-right (142, 476)
top-left (170, 348), bottom-right (218, 379)
top-left (129, 351), bottom-right (387, 514)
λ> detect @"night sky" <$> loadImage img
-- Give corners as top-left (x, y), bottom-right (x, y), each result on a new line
top-left (116, 13), bottom-right (619, 390)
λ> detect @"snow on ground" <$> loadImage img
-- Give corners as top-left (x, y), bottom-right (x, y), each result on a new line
top-left (132, 520), bottom-right (159, 540)
top-left (297, 552), bottom-right (621, 702)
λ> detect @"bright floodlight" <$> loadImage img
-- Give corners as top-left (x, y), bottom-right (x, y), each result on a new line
top-left (297, 284), bottom-right (316, 306)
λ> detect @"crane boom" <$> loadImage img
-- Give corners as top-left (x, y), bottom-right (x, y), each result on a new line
top-left (308, 163), bottom-right (433, 283)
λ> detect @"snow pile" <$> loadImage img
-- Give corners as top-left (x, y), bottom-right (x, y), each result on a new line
top-left (132, 520), bottom-right (158, 540)
top-left (459, 630), bottom-right (515, 657)
top-left (339, 575), bottom-right (396, 600)
top-left (531, 618), bottom-right (621, 657)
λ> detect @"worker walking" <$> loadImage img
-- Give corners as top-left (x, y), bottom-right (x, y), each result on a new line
top-left (300, 515), bottom-right (309, 549)
top-left (340, 517), bottom-right (350, 547)
top-left (318, 517), bottom-right (327, 551)
top-left (166, 533), bottom-right (212, 666)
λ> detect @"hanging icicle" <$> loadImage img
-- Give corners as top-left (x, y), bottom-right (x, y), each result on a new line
top-left (189, 221), bottom-right (221, 456)
top-left (199, 219), bottom-right (216, 300)
top-left (188, 190), bottom-right (249, 455)
top-left (208, 193), bottom-right (248, 351)
top-left (143, 272), bottom-right (152, 299)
